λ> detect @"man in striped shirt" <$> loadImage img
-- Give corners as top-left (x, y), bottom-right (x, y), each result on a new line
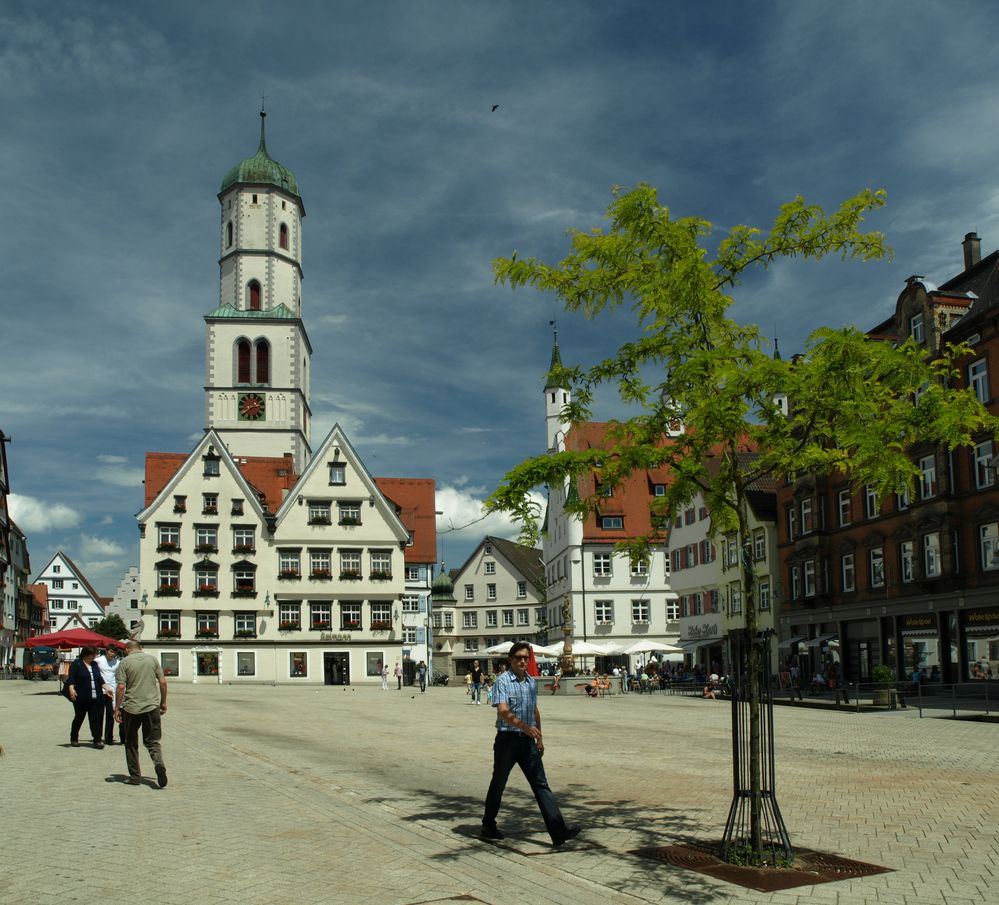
top-left (481, 641), bottom-right (580, 846)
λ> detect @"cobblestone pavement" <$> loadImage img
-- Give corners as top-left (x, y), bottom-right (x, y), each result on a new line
top-left (1, 680), bottom-right (996, 905)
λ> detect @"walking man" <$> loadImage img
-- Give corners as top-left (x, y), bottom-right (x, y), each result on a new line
top-left (114, 640), bottom-right (168, 788)
top-left (417, 660), bottom-right (428, 693)
top-left (94, 646), bottom-right (122, 744)
top-left (394, 661), bottom-right (403, 690)
top-left (470, 659), bottom-right (483, 704)
top-left (481, 641), bottom-right (579, 847)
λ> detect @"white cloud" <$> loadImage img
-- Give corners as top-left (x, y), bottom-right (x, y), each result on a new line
top-left (80, 534), bottom-right (125, 558)
top-left (97, 454), bottom-right (127, 464)
top-left (7, 494), bottom-right (82, 533)
top-left (435, 484), bottom-right (544, 547)
top-left (77, 559), bottom-right (126, 580)
top-left (95, 465), bottom-right (145, 488)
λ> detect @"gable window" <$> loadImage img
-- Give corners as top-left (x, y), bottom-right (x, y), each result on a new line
top-left (338, 502), bottom-right (361, 525)
top-left (248, 280), bottom-right (261, 311)
top-left (308, 501), bottom-right (331, 525)
top-left (969, 358), bottom-right (989, 404)
top-left (328, 463), bottom-right (346, 485)
top-left (974, 440), bottom-right (995, 489)
top-left (919, 455), bottom-right (937, 500)
top-left (195, 525), bottom-right (218, 553)
top-left (900, 541), bottom-right (914, 583)
top-left (600, 516), bottom-right (623, 529)
top-left (464, 584), bottom-right (474, 601)
top-left (653, 484), bottom-right (666, 496)
top-left (924, 532), bottom-right (941, 578)
top-left (516, 580), bottom-right (527, 599)
top-left (484, 561), bottom-right (496, 575)
top-left (202, 493), bottom-right (218, 515)
top-left (203, 455), bottom-right (220, 477)
top-left (487, 583), bottom-right (497, 601)
top-left (231, 498), bottom-right (244, 515)
top-left (910, 312), bottom-right (924, 344)
top-left (279, 222), bottom-right (289, 250)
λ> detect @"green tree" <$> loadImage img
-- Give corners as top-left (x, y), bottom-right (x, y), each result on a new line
top-left (92, 613), bottom-right (129, 641)
top-left (488, 184), bottom-right (999, 862)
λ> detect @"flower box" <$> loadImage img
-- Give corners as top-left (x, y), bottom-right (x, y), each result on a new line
top-left (233, 630), bottom-right (257, 639)
top-left (339, 516), bottom-right (361, 526)
top-left (156, 585), bottom-right (181, 597)
top-left (370, 620), bottom-right (392, 631)
top-left (193, 588), bottom-right (219, 598)
top-left (157, 628), bottom-right (181, 639)
top-left (157, 543), bottom-right (179, 553)
top-left (195, 630), bottom-right (218, 640)
top-left (342, 621), bottom-right (360, 630)
top-left (339, 570), bottom-right (362, 581)
top-left (369, 570), bottom-right (392, 581)
top-left (232, 545), bottom-right (255, 555)
top-left (309, 570), bottom-right (331, 580)
top-left (311, 622), bottom-right (331, 631)
top-left (195, 544), bottom-right (218, 554)
top-left (278, 622), bottom-right (300, 632)
top-left (232, 589), bottom-right (257, 598)
top-left (308, 516), bottom-right (332, 525)
top-left (278, 570), bottom-right (301, 580)
top-left (173, 505), bottom-right (186, 514)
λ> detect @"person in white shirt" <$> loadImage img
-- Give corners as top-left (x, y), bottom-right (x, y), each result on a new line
top-left (94, 647), bottom-right (122, 745)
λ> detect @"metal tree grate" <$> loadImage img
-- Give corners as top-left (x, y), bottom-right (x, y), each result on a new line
top-left (721, 628), bottom-right (792, 864)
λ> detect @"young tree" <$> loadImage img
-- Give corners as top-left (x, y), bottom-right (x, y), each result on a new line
top-left (92, 613), bottom-right (129, 641)
top-left (487, 184), bottom-right (998, 862)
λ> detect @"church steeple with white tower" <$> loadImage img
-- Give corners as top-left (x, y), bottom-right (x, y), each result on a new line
top-left (544, 326), bottom-right (571, 453)
top-left (204, 109), bottom-right (313, 472)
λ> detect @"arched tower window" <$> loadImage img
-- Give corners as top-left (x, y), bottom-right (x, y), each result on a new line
top-left (279, 223), bottom-right (289, 250)
top-left (255, 340), bottom-right (270, 385)
top-left (226, 220), bottom-right (233, 248)
top-left (236, 340), bottom-right (251, 384)
top-left (248, 280), bottom-right (261, 310)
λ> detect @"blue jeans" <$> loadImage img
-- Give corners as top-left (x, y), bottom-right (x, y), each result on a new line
top-left (483, 732), bottom-right (568, 840)
top-left (471, 682), bottom-right (481, 703)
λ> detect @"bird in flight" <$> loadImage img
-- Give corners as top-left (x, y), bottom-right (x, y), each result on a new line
top-left (491, 104), bottom-right (499, 112)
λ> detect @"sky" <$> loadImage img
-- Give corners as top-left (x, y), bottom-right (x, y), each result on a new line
top-left (4, 0), bottom-right (999, 595)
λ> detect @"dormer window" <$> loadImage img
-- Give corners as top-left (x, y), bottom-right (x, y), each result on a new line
top-left (203, 454), bottom-right (220, 477)
top-left (910, 312), bottom-right (925, 344)
top-left (328, 463), bottom-right (346, 485)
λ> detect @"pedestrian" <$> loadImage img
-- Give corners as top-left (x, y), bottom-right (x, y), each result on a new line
top-left (66, 646), bottom-right (108, 749)
top-left (481, 641), bottom-right (580, 847)
top-left (94, 646), bottom-right (122, 745)
top-left (417, 660), bottom-right (427, 693)
top-left (114, 640), bottom-right (168, 788)
top-left (381, 663), bottom-right (389, 690)
top-left (470, 658), bottom-right (483, 705)
top-left (394, 661), bottom-right (403, 690)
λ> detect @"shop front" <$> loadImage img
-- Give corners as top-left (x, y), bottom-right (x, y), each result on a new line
top-left (898, 613), bottom-right (942, 682)
top-left (677, 614), bottom-right (724, 674)
top-left (961, 606), bottom-right (999, 680)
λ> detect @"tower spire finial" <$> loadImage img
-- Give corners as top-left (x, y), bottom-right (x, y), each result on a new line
top-left (773, 332), bottom-right (781, 361)
top-left (258, 94), bottom-right (268, 155)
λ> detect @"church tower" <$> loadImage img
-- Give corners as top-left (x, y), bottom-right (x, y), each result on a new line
top-left (205, 110), bottom-right (312, 472)
top-left (544, 329), bottom-right (571, 453)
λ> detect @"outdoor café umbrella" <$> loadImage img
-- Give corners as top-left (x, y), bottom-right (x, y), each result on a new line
top-left (485, 641), bottom-right (514, 655)
top-left (622, 639), bottom-right (684, 655)
top-left (23, 628), bottom-right (126, 651)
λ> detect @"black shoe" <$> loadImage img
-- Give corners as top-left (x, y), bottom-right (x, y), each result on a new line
top-left (155, 765), bottom-right (168, 788)
top-left (125, 776), bottom-right (141, 785)
top-left (480, 825), bottom-right (504, 840)
top-left (71, 740), bottom-right (80, 747)
top-left (93, 740), bottom-right (105, 749)
top-left (552, 826), bottom-right (581, 847)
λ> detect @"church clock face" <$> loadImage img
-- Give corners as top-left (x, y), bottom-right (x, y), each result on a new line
top-left (238, 393), bottom-right (265, 421)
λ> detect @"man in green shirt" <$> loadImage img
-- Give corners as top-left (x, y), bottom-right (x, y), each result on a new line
top-left (114, 640), bottom-right (169, 787)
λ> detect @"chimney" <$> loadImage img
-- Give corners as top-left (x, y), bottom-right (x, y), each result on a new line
top-left (963, 232), bottom-right (981, 271)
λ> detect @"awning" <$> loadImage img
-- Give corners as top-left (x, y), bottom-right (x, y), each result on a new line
top-left (678, 638), bottom-right (719, 652)
top-left (778, 635), bottom-right (806, 649)
top-left (964, 624), bottom-right (999, 636)
top-left (805, 634), bottom-right (838, 648)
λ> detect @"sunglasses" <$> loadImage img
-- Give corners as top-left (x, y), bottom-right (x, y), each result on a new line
top-left (512, 654), bottom-right (530, 660)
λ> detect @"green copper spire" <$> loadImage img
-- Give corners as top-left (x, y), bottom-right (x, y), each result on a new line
top-left (220, 108), bottom-right (300, 197)
top-left (545, 322), bottom-right (570, 390)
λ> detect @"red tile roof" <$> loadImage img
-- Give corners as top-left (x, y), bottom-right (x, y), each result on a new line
top-left (144, 453), bottom-right (189, 507)
top-left (374, 478), bottom-right (437, 563)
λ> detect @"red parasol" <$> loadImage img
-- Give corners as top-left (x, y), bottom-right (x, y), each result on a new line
top-left (527, 644), bottom-right (540, 677)
top-left (22, 628), bottom-right (126, 651)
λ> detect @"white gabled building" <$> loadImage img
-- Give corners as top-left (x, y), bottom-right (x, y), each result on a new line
top-left (106, 566), bottom-right (142, 636)
top-left (540, 338), bottom-right (680, 665)
top-left (32, 552), bottom-right (107, 631)
top-left (137, 112), bottom-right (434, 684)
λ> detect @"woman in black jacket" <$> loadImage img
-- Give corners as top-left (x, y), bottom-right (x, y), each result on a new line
top-left (67, 646), bottom-right (108, 748)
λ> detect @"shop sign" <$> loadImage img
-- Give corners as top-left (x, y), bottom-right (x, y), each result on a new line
top-left (685, 622), bottom-right (719, 640)
top-left (319, 632), bottom-right (352, 642)
top-left (963, 608), bottom-right (999, 632)
top-left (901, 614), bottom-right (936, 632)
